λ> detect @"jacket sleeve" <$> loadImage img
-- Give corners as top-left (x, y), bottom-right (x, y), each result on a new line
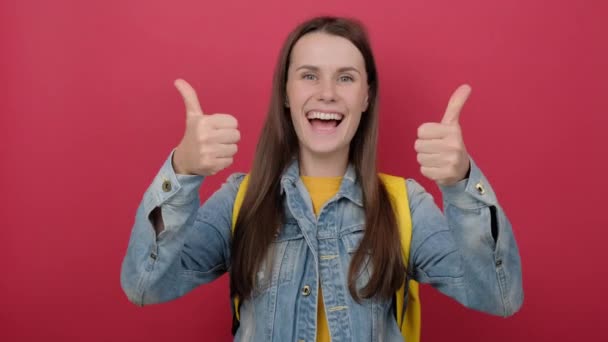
top-left (119, 149), bottom-right (243, 306)
top-left (407, 158), bottom-right (523, 317)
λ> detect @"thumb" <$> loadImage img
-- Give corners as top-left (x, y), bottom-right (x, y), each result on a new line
top-left (174, 78), bottom-right (204, 116)
top-left (441, 84), bottom-right (471, 125)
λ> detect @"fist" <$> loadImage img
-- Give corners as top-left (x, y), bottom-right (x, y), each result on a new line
top-left (414, 85), bottom-right (472, 186)
top-left (172, 79), bottom-right (240, 176)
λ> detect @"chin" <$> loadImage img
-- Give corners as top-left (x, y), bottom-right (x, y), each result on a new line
top-left (303, 141), bottom-right (348, 157)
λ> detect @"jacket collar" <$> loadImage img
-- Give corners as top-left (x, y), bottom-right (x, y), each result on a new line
top-left (279, 158), bottom-right (363, 207)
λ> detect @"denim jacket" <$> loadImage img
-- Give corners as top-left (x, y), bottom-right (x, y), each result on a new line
top-left (120, 151), bottom-right (523, 342)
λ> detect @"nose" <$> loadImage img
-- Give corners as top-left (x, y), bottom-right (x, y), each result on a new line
top-left (317, 79), bottom-right (337, 103)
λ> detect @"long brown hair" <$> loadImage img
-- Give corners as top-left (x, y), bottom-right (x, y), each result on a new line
top-left (230, 16), bottom-right (404, 302)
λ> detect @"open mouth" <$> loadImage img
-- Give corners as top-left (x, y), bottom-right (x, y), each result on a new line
top-left (306, 111), bottom-right (344, 131)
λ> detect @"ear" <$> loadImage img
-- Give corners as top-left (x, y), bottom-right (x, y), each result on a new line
top-left (362, 84), bottom-right (370, 112)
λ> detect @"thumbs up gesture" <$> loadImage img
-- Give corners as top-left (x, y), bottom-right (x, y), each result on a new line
top-left (172, 79), bottom-right (240, 176)
top-left (414, 85), bottom-right (472, 186)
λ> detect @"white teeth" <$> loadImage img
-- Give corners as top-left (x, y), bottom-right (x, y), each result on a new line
top-left (306, 111), bottom-right (344, 121)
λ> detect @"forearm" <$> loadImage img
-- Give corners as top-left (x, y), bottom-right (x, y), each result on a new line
top-left (439, 158), bottom-right (523, 316)
top-left (120, 150), bottom-right (205, 305)
top-left (409, 158), bottom-right (523, 317)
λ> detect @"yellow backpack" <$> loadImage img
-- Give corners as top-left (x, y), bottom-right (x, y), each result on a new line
top-left (230, 174), bottom-right (421, 341)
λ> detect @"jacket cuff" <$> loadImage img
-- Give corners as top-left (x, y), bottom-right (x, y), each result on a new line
top-left (438, 157), bottom-right (498, 209)
top-left (144, 149), bottom-right (205, 210)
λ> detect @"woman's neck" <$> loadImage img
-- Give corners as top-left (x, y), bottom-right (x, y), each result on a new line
top-left (298, 149), bottom-right (349, 177)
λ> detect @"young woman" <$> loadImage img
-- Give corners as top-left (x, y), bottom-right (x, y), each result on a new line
top-left (121, 16), bottom-right (523, 341)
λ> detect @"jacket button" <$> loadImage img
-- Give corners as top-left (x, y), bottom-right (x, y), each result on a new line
top-left (301, 285), bottom-right (311, 296)
top-left (475, 182), bottom-right (485, 195)
top-left (162, 179), bottom-right (172, 192)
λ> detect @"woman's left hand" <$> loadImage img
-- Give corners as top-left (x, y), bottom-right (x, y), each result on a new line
top-left (414, 84), bottom-right (472, 187)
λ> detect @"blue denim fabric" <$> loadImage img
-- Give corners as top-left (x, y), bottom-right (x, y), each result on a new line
top-left (120, 150), bottom-right (523, 342)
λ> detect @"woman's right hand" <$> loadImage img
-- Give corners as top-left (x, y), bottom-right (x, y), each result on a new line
top-left (172, 79), bottom-right (240, 176)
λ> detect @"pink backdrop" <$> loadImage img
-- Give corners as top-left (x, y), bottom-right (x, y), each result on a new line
top-left (2, 0), bottom-right (607, 341)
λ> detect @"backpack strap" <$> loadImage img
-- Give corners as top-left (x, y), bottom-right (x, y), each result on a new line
top-left (379, 173), bottom-right (421, 342)
top-left (230, 174), bottom-right (250, 332)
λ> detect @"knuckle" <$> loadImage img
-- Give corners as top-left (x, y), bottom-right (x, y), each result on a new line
top-left (417, 125), bottom-right (426, 137)
top-left (195, 124), bottom-right (208, 137)
top-left (194, 132), bottom-right (207, 144)
top-left (208, 118), bottom-right (221, 128)
top-left (447, 154), bottom-right (458, 165)
top-left (420, 166), bottom-right (430, 178)
top-left (445, 140), bottom-right (459, 151)
top-left (447, 163), bottom-right (458, 173)
top-left (199, 116), bottom-right (210, 126)
top-left (196, 134), bottom-right (208, 145)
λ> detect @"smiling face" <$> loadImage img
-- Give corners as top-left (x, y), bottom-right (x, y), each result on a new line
top-left (286, 32), bottom-right (369, 164)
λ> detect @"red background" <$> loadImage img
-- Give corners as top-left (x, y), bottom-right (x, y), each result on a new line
top-left (2, 0), bottom-right (607, 341)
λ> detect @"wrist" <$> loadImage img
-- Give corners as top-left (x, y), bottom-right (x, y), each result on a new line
top-left (172, 148), bottom-right (190, 175)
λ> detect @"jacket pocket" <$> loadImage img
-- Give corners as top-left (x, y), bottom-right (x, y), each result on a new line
top-left (253, 222), bottom-right (303, 296)
top-left (341, 225), bottom-right (365, 253)
top-left (340, 225), bottom-right (371, 291)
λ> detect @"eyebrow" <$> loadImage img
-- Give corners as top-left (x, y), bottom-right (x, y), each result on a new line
top-left (295, 65), bottom-right (362, 75)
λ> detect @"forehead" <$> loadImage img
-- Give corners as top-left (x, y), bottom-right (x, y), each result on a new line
top-left (290, 32), bottom-right (365, 71)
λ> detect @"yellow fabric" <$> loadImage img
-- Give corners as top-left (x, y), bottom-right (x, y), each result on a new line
top-left (300, 175), bottom-right (342, 342)
top-left (379, 173), bottom-right (421, 342)
top-left (231, 175), bottom-right (250, 321)
top-left (231, 174), bottom-right (421, 342)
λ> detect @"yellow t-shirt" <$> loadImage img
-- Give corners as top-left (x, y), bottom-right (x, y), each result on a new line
top-left (300, 175), bottom-right (342, 342)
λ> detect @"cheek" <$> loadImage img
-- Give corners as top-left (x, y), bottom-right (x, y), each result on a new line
top-left (349, 114), bottom-right (363, 133)
top-left (287, 82), bottom-right (310, 104)
top-left (290, 111), bottom-right (307, 138)
top-left (290, 111), bottom-right (301, 126)
top-left (344, 88), bottom-right (369, 110)
top-left (338, 113), bottom-right (362, 145)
